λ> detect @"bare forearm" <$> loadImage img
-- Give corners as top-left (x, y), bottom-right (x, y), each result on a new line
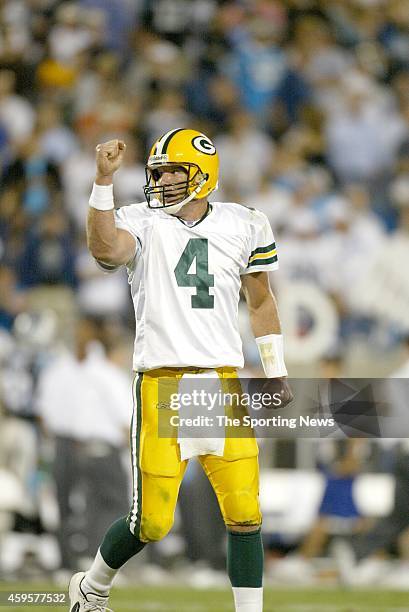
top-left (248, 292), bottom-right (282, 337)
top-left (87, 173), bottom-right (119, 262)
top-left (242, 271), bottom-right (289, 384)
top-left (242, 271), bottom-right (282, 337)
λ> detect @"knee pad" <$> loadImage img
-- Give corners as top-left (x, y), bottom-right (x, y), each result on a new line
top-left (140, 514), bottom-right (174, 543)
top-left (222, 490), bottom-right (261, 526)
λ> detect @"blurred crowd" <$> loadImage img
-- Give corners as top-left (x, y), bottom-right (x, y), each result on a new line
top-left (0, 0), bottom-right (408, 365)
top-left (1, 0), bottom-right (409, 589)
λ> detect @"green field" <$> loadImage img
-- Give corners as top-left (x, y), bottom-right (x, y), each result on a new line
top-left (0, 585), bottom-right (409, 612)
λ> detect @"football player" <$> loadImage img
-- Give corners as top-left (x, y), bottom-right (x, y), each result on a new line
top-left (68, 129), bottom-right (292, 612)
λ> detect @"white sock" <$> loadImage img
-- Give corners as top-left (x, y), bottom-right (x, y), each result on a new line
top-left (82, 549), bottom-right (118, 596)
top-left (232, 587), bottom-right (263, 611)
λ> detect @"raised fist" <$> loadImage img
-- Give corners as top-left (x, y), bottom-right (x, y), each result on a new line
top-left (95, 139), bottom-right (126, 178)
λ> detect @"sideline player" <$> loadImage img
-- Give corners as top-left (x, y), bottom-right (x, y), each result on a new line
top-left (69, 129), bottom-right (292, 612)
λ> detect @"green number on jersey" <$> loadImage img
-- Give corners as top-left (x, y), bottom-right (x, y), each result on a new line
top-left (174, 238), bottom-right (214, 309)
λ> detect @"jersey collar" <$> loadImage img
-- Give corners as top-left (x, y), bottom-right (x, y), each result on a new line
top-left (176, 203), bottom-right (213, 228)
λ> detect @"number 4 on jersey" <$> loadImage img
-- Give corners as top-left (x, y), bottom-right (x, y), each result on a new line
top-left (174, 238), bottom-right (214, 309)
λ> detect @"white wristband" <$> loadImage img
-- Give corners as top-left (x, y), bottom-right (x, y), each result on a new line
top-left (256, 334), bottom-right (288, 378)
top-left (89, 182), bottom-right (114, 211)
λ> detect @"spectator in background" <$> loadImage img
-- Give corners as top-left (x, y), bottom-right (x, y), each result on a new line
top-left (3, 130), bottom-right (62, 218)
top-left (72, 51), bottom-right (118, 119)
top-left (278, 208), bottom-right (322, 285)
top-left (0, 311), bottom-right (54, 551)
top-left (269, 354), bottom-right (366, 585)
top-left (145, 89), bottom-right (192, 147)
top-left (274, 170), bottom-right (329, 282)
top-left (222, 4), bottom-right (289, 124)
top-left (341, 183), bottom-right (386, 245)
top-left (215, 109), bottom-right (275, 201)
top-left (19, 207), bottom-right (76, 289)
top-left (48, 3), bottom-right (96, 65)
top-left (335, 336), bottom-right (409, 588)
top-left (79, 0), bottom-right (140, 54)
top-left (325, 73), bottom-right (403, 187)
top-left (126, 31), bottom-right (188, 96)
top-left (0, 265), bottom-right (26, 331)
top-left (319, 194), bottom-right (384, 294)
top-left (0, 120), bottom-right (10, 174)
top-left (36, 316), bottom-right (132, 577)
top-left (37, 101), bottom-right (78, 166)
top-left (190, 74), bottom-right (239, 130)
top-left (291, 15), bottom-right (353, 113)
top-left (392, 70), bottom-right (409, 112)
top-left (378, 0), bottom-right (409, 72)
top-left (268, 137), bottom-right (309, 190)
top-left (141, 0), bottom-right (217, 50)
top-left (270, 437), bottom-right (365, 584)
top-left (63, 127), bottom-right (98, 229)
top-left (0, 187), bottom-right (29, 270)
top-left (390, 140), bottom-right (409, 226)
top-left (0, 69), bottom-right (35, 145)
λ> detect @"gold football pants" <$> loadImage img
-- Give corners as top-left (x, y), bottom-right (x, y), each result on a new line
top-left (128, 367), bottom-right (261, 542)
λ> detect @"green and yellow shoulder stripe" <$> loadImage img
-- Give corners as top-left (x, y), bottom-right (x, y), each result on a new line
top-left (246, 242), bottom-right (278, 269)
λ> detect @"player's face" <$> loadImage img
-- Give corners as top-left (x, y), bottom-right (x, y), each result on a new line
top-left (153, 165), bottom-right (189, 205)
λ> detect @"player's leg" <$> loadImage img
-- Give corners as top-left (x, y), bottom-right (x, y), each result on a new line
top-left (200, 454), bottom-right (263, 612)
top-left (69, 371), bottom-right (186, 611)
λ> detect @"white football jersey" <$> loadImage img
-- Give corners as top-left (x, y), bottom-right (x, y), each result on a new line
top-left (114, 201), bottom-right (278, 371)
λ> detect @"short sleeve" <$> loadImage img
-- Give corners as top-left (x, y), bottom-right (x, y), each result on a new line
top-left (114, 205), bottom-right (142, 250)
top-left (241, 209), bottom-right (279, 275)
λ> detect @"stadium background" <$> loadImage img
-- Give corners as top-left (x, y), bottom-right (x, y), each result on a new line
top-left (1, 0), bottom-right (409, 609)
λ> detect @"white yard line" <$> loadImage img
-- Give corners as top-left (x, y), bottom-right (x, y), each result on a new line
top-left (267, 607), bottom-right (409, 612)
top-left (113, 602), bottom-right (408, 612)
top-left (113, 603), bottom-right (232, 611)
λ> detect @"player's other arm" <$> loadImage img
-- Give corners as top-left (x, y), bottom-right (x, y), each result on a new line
top-left (87, 139), bottom-right (137, 266)
top-left (242, 271), bottom-right (293, 407)
top-left (241, 271), bottom-right (281, 337)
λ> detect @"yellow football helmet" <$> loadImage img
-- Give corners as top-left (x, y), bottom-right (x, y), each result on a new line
top-left (144, 128), bottom-right (219, 213)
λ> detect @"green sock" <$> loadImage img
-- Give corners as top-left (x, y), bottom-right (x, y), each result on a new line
top-left (227, 529), bottom-right (264, 588)
top-left (100, 516), bottom-right (146, 570)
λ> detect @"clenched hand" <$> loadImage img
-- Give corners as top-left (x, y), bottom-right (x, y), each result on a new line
top-left (95, 139), bottom-right (127, 180)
